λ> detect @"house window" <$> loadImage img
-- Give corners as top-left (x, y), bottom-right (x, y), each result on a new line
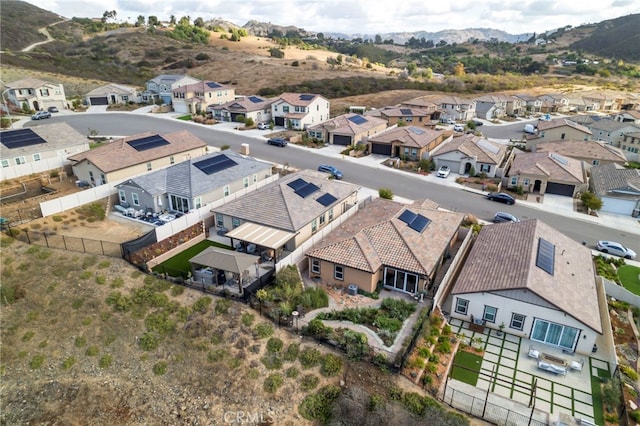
top-left (404, 147), bottom-right (409, 156)
top-left (132, 193), bottom-right (140, 206)
top-left (510, 176), bottom-right (518, 185)
top-left (194, 197), bottom-right (202, 209)
top-left (531, 318), bottom-right (579, 351)
top-left (89, 170), bottom-right (94, 183)
top-left (216, 213), bottom-right (224, 227)
top-left (455, 298), bottom-right (469, 315)
top-left (243, 177), bottom-right (249, 188)
top-left (146, 162), bottom-right (152, 172)
top-left (100, 174), bottom-right (106, 184)
top-left (32, 153), bottom-right (41, 161)
top-left (319, 213), bottom-right (326, 226)
top-left (334, 265), bottom-right (344, 281)
top-left (311, 218), bottom-right (317, 233)
top-left (15, 157), bottom-right (26, 165)
top-left (311, 259), bottom-right (320, 274)
top-left (510, 313), bottom-right (525, 331)
top-left (232, 217), bottom-right (240, 228)
top-left (560, 133), bottom-right (566, 140)
top-left (523, 178), bottom-right (530, 187)
top-left (224, 185), bottom-right (230, 196)
top-left (170, 156), bottom-right (175, 165)
top-left (483, 305), bottom-right (497, 323)
top-left (328, 208), bottom-right (334, 221)
top-left (253, 174), bottom-right (257, 183)
top-left (480, 164), bottom-right (491, 173)
top-left (283, 106), bottom-right (289, 113)
top-left (40, 88), bottom-right (49, 96)
top-left (1, 159), bottom-right (9, 168)
top-left (118, 190), bottom-right (126, 203)
top-left (592, 160), bottom-right (600, 166)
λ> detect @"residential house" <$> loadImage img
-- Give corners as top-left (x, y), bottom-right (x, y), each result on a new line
top-left (4, 77), bottom-right (67, 112)
top-left (143, 74), bottom-right (200, 105)
top-left (533, 140), bottom-right (627, 168)
top-left (306, 198), bottom-right (465, 294)
top-left (446, 219), bottom-right (604, 356)
top-left (620, 132), bottom-right (640, 156)
top-left (538, 93), bottom-right (570, 113)
top-left (431, 95), bottom-right (476, 122)
top-left (68, 130), bottom-right (209, 186)
top-left (172, 81), bottom-right (235, 114)
top-left (513, 94), bottom-right (542, 114)
top-left (213, 170), bottom-right (359, 255)
top-left (209, 95), bottom-right (273, 124)
top-left (400, 96), bottom-right (439, 117)
top-left (378, 107), bottom-right (433, 126)
top-left (620, 94), bottom-right (640, 112)
top-left (271, 93), bottom-right (330, 130)
top-left (431, 134), bottom-right (508, 178)
top-left (581, 92), bottom-right (622, 112)
top-left (366, 126), bottom-right (449, 159)
top-left (116, 150), bottom-right (273, 214)
top-left (585, 118), bottom-right (640, 146)
top-left (0, 122), bottom-right (90, 180)
top-left (474, 94), bottom-right (510, 120)
top-left (526, 118), bottom-right (592, 149)
top-left (614, 110), bottom-right (640, 125)
top-left (85, 83), bottom-right (141, 106)
top-left (566, 94), bottom-right (600, 113)
top-left (507, 151), bottom-right (588, 196)
top-left (590, 163), bottom-right (640, 216)
top-left (306, 113), bottom-right (387, 146)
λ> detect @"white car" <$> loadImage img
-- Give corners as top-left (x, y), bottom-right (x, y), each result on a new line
top-left (257, 122), bottom-right (269, 130)
top-left (453, 124), bottom-right (464, 132)
top-left (437, 165), bottom-right (450, 178)
top-left (596, 241), bottom-right (636, 260)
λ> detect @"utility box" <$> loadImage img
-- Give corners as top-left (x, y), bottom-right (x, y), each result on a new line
top-left (240, 143), bottom-right (250, 155)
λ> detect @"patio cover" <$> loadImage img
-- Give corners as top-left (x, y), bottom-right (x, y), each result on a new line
top-left (189, 247), bottom-right (259, 274)
top-left (225, 222), bottom-right (297, 249)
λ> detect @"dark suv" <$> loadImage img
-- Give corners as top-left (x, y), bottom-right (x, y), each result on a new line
top-left (486, 192), bottom-right (515, 205)
top-left (267, 137), bottom-right (287, 147)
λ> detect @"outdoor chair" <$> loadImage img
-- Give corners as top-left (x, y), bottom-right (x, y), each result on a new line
top-left (528, 345), bottom-right (540, 359)
top-left (569, 358), bottom-right (584, 372)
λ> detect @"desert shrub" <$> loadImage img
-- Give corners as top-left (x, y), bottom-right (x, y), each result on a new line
top-left (378, 188), bottom-right (394, 199)
top-left (299, 347), bottom-right (322, 369)
top-left (270, 48), bottom-right (284, 58)
top-left (99, 354), bottom-right (113, 368)
top-left (30, 354), bottom-right (45, 369)
top-left (22, 331), bottom-right (35, 342)
top-left (110, 277), bottom-right (124, 288)
top-left (301, 374), bottom-right (320, 390)
top-left (261, 353), bottom-right (283, 370)
top-left (195, 52), bottom-right (210, 60)
top-left (139, 331), bottom-right (160, 351)
top-left (267, 337), bottom-right (284, 353)
top-left (74, 336), bottom-right (87, 348)
top-left (298, 385), bottom-right (341, 422)
top-left (369, 394), bottom-right (386, 411)
top-left (1, 283), bottom-right (26, 305)
top-left (253, 323), bottom-right (274, 339)
top-left (153, 361), bottom-right (168, 375)
top-left (263, 373), bottom-right (284, 393)
top-left (248, 368), bottom-right (260, 380)
top-left (208, 349), bottom-right (227, 362)
top-left (170, 285), bottom-right (184, 296)
top-left (95, 275), bottom-right (106, 285)
top-left (144, 311), bottom-right (176, 336)
top-left (192, 296), bottom-right (212, 313)
top-left (621, 364), bottom-right (638, 381)
top-left (215, 298), bottom-right (231, 314)
top-left (85, 346), bottom-right (99, 356)
top-left (62, 357), bottom-right (76, 370)
top-left (241, 312), bottom-right (255, 327)
top-left (321, 354), bottom-right (343, 377)
top-left (71, 298), bottom-right (84, 309)
top-left (284, 343), bottom-right (300, 361)
top-left (286, 366), bottom-right (299, 378)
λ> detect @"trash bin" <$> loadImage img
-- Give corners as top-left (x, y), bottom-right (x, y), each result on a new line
top-left (347, 284), bottom-right (358, 296)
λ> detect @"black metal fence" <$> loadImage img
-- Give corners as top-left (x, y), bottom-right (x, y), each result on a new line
top-left (8, 228), bottom-right (123, 257)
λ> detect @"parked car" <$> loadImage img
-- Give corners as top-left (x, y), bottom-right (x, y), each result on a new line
top-left (257, 122), bottom-right (269, 130)
top-left (436, 165), bottom-right (450, 178)
top-left (317, 164), bottom-right (343, 179)
top-left (31, 111), bottom-right (51, 120)
top-left (267, 137), bottom-right (287, 147)
top-left (486, 192), bottom-right (516, 205)
top-left (523, 124), bottom-right (536, 134)
top-left (493, 212), bottom-right (520, 223)
top-left (453, 124), bottom-right (465, 132)
top-left (47, 106), bottom-right (59, 113)
top-left (441, 118), bottom-right (455, 125)
top-left (596, 241), bottom-right (636, 260)
top-left (472, 119), bottom-right (484, 126)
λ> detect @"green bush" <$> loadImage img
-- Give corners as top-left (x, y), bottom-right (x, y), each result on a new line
top-left (284, 343), bottom-right (300, 361)
top-left (0, 283), bottom-right (26, 305)
top-left (299, 347), bottom-right (322, 369)
top-left (267, 337), bottom-right (284, 353)
top-left (320, 353), bottom-right (343, 377)
top-left (215, 298), bottom-right (231, 314)
top-left (301, 374), bottom-right (320, 390)
top-left (30, 354), bottom-right (45, 369)
top-left (241, 312), bottom-right (255, 327)
top-left (62, 357), bottom-right (76, 370)
top-left (85, 346), bottom-right (99, 356)
top-left (153, 361), bottom-right (168, 375)
top-left (253, 323), bottom-right (274, 339)
top-left (299, 385), bottom-right (341, 422)
top-left (286, 366), bottom-right (299, 378)
top-left (261, 353), bottom-right (283, 370)
top-left (208, 349), bottom-right (227, 362)
top-left (263, 373), bottom-right (284, 393)
top-left (139, 331), bottom-right (160, 351)
top-left (99, 354), bottom-right (113, 368)
top-left (75, 336), bottom-right (87, 348)
top-left (192, 296), bottom-right (212, 313)
top-left (378, 188), bottom-right (394, 199)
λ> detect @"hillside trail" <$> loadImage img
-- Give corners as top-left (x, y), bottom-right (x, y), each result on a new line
top-left (22, 19), bottom-right (67, 52)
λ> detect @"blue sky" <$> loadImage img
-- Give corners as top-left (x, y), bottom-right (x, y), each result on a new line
top-left (25, 0), bottom-right (640, 36)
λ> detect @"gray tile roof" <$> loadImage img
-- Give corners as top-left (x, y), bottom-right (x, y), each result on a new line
top-left (306, 198), bottom-right (463, 275)
top-left (0, 122), bottom-right (90, 157)
top-left (590, 163), bottom-right (640, 196)
top-left (214, 170), bottom-right (360, 232)
top-left (537, 118), bottom-right (592, 135)
top-left (589, 118), bottom-right (638, 132)
top-left (433, 134), bottom-right (506, 165)
top-left (451, 219), bottom-right (602, 333)
top-left (117, 150), bottom-right (272, 199)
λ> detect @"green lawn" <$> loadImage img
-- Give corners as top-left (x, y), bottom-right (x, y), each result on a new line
top-left (451, 350), bottom-right (482, 386)
top-left (589, 366), bottom-right (608, 426)
top-left (152, 240), bottom-right (231, 277)
top-left (618, 265), bottom-right (640, 295)
top-left (176, 114), bottom-right (192, 121)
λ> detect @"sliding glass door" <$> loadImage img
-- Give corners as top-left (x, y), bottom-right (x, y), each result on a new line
top-left (383, 267), bottom-right (419, 294)
top-left (531, 318), bottom-right (579, 351)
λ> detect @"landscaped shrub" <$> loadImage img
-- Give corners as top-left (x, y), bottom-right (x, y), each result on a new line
top-left (241, 312), bottom-right (255, 327)
top-left (320, 353), bottom-right (343, 377)
top-left (378, 188), bottom-right (394, 199)
top-left (215, 298), bottom-right (231, 314)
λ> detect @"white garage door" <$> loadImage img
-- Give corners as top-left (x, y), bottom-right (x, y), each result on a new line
top-left (601, 197), bottom-right (637, 215)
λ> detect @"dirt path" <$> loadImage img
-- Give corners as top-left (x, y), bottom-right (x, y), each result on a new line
top-left (22, 19), bottom-right (67, 52)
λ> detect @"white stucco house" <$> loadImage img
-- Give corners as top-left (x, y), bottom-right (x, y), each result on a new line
top-left (590, 163), bottom-right (640, 217)
top-left (271, 93), bottom-right (330, 130)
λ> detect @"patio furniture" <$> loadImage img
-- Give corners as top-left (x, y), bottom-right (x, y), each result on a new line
top-left (569, 358), bottom-right (585, 372)
top-left (246, 244), bottom-right (257, 254)
top-left (468, 315), bottom-right (486, 333)
top-left (528, 345), bottom-right (540, 359)
top-left (538, 360), bottom-right (567, 375)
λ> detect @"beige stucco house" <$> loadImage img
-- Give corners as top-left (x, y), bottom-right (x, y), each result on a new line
top-left (366, 126), bottom-right (449, 159)
top-left (5, 77), bottom-right (67, 112)
top-left (172, 81), bottom-right (235, 114)
top-left (209, 95), bottom-right (273, 124)
top-left (85, 83), bottom-right (141, 106)
top-left (533, 140), bottom-right (627, 168)
top-left (526, 118), bottom-right (593, 150)
top-left (507, 151), bottom-right (588, 197)
top-left (68, 130), bottom-right (209, 186)
top-left (306, 113), bottom-right (387, 146)
top-left (431, 134), bottom-right (508, 178)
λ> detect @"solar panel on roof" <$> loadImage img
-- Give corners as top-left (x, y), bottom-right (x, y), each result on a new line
top-left (193, 154), bottom-right (237, 175)
top-left (398, 209), bottom-right (417, 224)
top-left (409, 214), bottom-right (431, 233)
top-left (206, 82), bottom-right (221, 88)
top-left (536, 238), bottom-right (555, 275)
top-left (408, 127), bottom-right (425, 135)
top-left (248, 96), bottom-right (262, 103)
top-left (316, 193), bottom-right (337, 207)
top-left (299, 94), bottom-right (314, 101)
top-left (295, 182), bottom-right (320, 198)
top-left (400, 108), bottom-right (412, 115)
top-left (0, 128), bottom-right (46, 149)
top-left (347, 115), bottom-right (367, 125)
top-left (287, 178), bottom-right (308, 191)
top-left (127, 135), bottom-right (170, 151)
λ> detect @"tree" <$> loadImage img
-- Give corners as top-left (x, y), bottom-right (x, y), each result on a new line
top-left (581, 192), bottom-right (603, 212)
top-left (374, 34), bottom-right (382, 44)
top-left (178, 16), bottom-right (190, 26)
top-left (406, 62), bottom-right (417, 76)
top-left (147, 16), bottom-right (159, 27)
top-left (169, 15), bottom-right (176, 25)
top-left (453, 62), bottom-right (466, 76)
top-left (101, 10), bottom-right (117, 23)
top-left (193, 17), bottom-right (204, 27)
top-left (135, 15), bottom-right (145, 27)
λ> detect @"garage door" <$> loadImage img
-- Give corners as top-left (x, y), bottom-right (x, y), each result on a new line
top-left (274, 117), bottom-right (285, 126)
top-left (371, 143), bottom-right (392, 155)
top-left (89, 97), bottom-right (108, 106)
top-left (436, 160), bottom-right (459, 173)
top-left (332, 135), bottom-right (352, 146)
top-left (546, 182), bottom-right (574, 196)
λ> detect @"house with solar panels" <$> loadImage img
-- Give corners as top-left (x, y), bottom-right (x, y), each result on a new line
top-left (306, 113), bottom-right (387, 146)
top-left (172, 80), bottom-right (235, 114)
top-left (377, 106), bottom-right (435, 126)
top-left (142, 74), bottom-right (201, 105)
top-left (67, 130), bottom-right (208, 186)
top-left (115, 150), bottom-right (273, 214)
top-left (507, 151), bottom-right (588, 197)
top-left (445, 219), bottom-right (606, 356)
top-left (305, 198), bottom-right (465, 294)
top-left (0, 122), bottom-right (90, 180)
top-left (271, 93), bottom-right (330, 130)
top-left (208, 95), bottom-right (274, 124)
top-left (431, 134), bottom-right (508, 178)
top-left (212, 170), bottom-right (359, 260)
top-left (365, 125), bottom-right (449, 158)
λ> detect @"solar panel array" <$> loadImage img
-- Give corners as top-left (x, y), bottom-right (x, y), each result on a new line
top-left (477, 139), bottom-right (500, 155)
top-left (400, 108), bottom-right (412, 115)
top-left (348, 115), bottom-right (367, 125)
top-left (296, 182), bottom-right (320, 198)
top-left (536, 238), bottom-right (555, 275)
top-left (0, 128), bottom-right (46, 149)
top-left (248, 96), bottom-right (263, 103)
top-left (398, 209), bottom-right (431, 233)
top-left (299, 94), bottom-right (314, 101)
top-left (206, 82), bottom-right (222, 88)
top-left (127, 135), bottom-right (170, 151)
top-left (408, 127), bottom-right (425, 135)
top-left (316, 193), bottom-right (337, 207)
top-left (287, 178), bottom-right (308, 191)
top-left (193, 154), bottom-right (238, 175)
top-left (550, 153), bottom-right (569, 165)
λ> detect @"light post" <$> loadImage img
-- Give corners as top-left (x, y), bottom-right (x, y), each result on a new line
top-left (292, 310), bottom-right (299, 333)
